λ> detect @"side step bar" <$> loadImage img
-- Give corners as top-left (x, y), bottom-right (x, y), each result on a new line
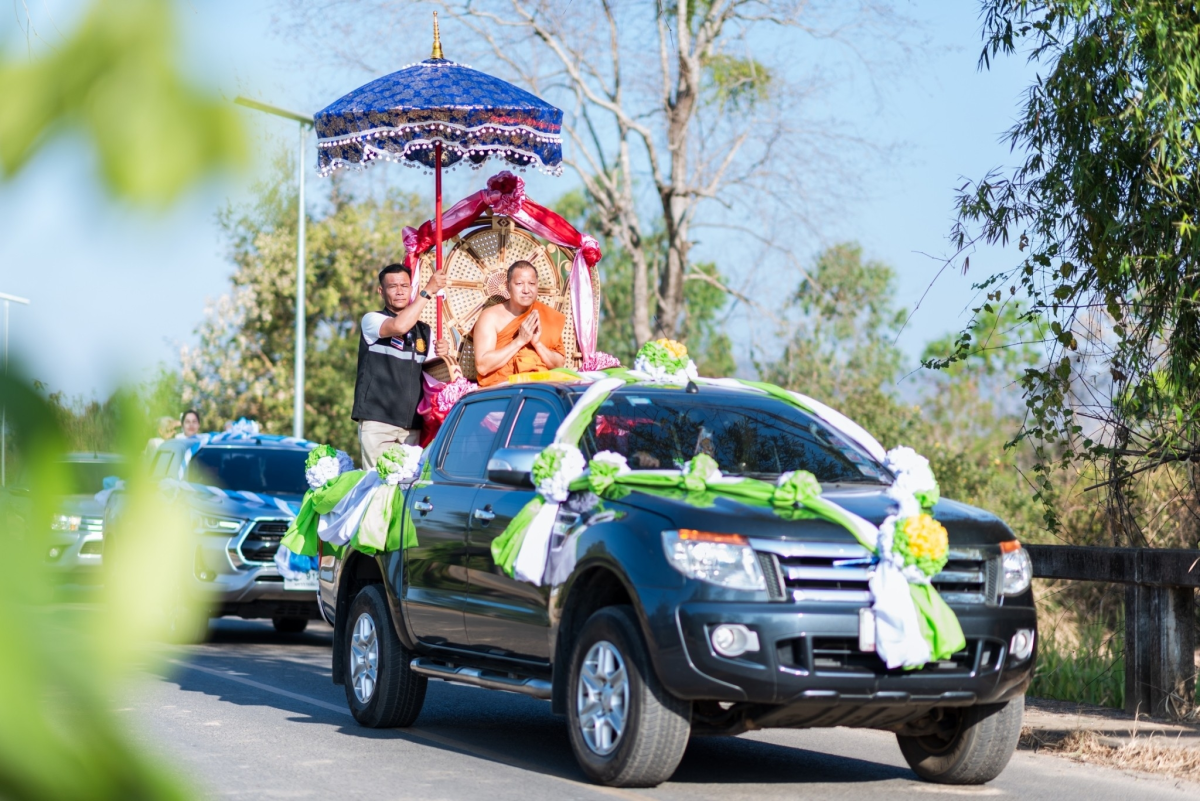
top-left (409, 658), bottom-right (552, 699)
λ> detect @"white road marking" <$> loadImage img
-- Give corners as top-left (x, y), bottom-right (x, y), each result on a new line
top-left (168, 659), bottom-right (648, 801)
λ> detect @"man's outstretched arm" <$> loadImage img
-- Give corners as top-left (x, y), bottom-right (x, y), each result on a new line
top-left (378, 272), bottom-right (446, 338)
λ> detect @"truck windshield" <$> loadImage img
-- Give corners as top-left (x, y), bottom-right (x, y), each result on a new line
top-left (59, 461), bottom-right (128, 494)
top-left (187, 447), bottom-right (310, 496)
top-left (586, 392), bottom-right (889, 484)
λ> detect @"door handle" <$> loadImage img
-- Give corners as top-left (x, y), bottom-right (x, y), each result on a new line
top-left (413, 499), bottom-right (434, 514)
top-left (472, 507), bottom-right (495, 522)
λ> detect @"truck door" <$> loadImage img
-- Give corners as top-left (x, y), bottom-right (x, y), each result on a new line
top-left (403, 394), bottom-right (514, 648)
top-left (464, 391), bottom-right (563, 660)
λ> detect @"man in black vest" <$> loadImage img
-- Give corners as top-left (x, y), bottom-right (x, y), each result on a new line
top-left (352, 263), bottom-right (448, 468)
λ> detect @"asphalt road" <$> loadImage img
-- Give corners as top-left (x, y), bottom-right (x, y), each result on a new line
top-left (128, 618), bottom-right (1197, 800)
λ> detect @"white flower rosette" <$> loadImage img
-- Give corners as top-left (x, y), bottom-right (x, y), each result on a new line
top-left (304, 445), bottom-right (354, 490)
top-left (512, 444), bottom-right (587, 584)
top-left (227, 417), bottom-right (261, 437)
top-left (532, 443), bottom-right (587, 503)
top-left (376, 444), bottom-right (423, 486)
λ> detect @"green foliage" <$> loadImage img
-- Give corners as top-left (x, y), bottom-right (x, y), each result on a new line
top-left (555, 189), bottom-right (735, 373)
top-left (0, 0), bottom-right (245, 203)
top-left (183, 162), bottom-right (422, 454)
top-left (703, 54), bottom-right (773, 111)
top-left (762, 243), bottom-right (914, 441)
top-left (1030, 619), bottom-right (1126, 709)
top-left (950, 0), bottom-right (1200, 544)
top-left (763, 243), bottom-right (1048, 541)
top-left (0, 371), bottom-right (198, 799)
top-left (683, 262), bottom-right (737, 376)
top-left (7, 368), bottom-right (186, 471)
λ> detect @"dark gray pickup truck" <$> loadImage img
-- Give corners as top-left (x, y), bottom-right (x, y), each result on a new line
top-left (318, 379), bottom-right (1036, 787)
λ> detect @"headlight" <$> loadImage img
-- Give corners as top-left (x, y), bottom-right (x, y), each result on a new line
top-left (662, 529), bottom-right (765, 590)
top-left (51, 514), bottom-right (82, 531)
top-left (192, 512), bottom-right (245, 535)
top-left (1001, 541), bottom-right (1032, 596)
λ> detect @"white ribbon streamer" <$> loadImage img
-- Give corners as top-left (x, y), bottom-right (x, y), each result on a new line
top-left (317, 471), bottom-right (382, 547)
top-left (554, 377), bottom-right (626, 442)
top-left (869, 561), bottom-right (931, 668)
top-left (513, 501), bottom-right (561, 585)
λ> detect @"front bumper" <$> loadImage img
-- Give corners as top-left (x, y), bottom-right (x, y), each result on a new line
top-left (191, 524), bottom-right (320, 620)
top-left (642, 592), bottom-right (1036, 712)
top-left (44, 529), bottom-right (105, 585)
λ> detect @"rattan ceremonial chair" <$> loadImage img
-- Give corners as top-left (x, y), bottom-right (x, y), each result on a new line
top-left (418, 214), bottom-right (601, 382)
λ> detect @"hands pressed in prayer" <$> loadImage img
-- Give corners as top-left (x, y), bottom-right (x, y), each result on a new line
top-left (517, 310), bottom-right (541, 346)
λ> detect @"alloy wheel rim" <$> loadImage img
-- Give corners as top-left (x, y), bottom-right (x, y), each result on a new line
top-left (350, 612), bottom-right (379, 704)
top-left (576, 640), bottom-right (630, 756)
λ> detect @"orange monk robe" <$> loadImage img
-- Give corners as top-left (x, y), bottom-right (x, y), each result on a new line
top-left (476, 300), bottom-right (567, 387)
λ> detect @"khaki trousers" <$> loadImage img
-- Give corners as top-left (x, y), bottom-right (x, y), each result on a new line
top-left (358, 420), bottom-right (421, 469)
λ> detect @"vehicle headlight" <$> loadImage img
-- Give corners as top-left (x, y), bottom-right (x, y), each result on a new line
top-left (192, 512), bottom-right (245, 535)
top-left (1001, 541), bottom-right (1032, 596)
top-left (662, 529), bottom-right (765, 591)
top-left (51, 514), bottom-right (82, 531)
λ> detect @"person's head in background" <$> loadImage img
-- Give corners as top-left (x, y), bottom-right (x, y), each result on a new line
top-left (377, 264), bottom-right (414, 313)
top-left (180, 409), bottom-right (201, 438)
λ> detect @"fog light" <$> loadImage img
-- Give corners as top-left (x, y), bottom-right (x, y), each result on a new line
top-left (47, 546), bottom-right (63, 560)
top-left (1010, 629), bottom-right (1035, 662)
top-left (710, 624), bottom-right (760, 658)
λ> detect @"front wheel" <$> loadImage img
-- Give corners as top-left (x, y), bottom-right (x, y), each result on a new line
top-left (343, 584), bottom-right (427, 728)
top-left (566, 605), bottom-right (691, 787)
top-left (897, 695), bottom-right (1024, 784)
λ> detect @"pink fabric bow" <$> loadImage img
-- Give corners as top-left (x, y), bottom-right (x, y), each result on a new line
top-left (483, 171), bottom-right (525, 216)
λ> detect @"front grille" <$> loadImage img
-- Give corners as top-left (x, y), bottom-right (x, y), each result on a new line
top-left (752, 541), bottom-right (999, 605)
top-left (240, 520), bottom-right (290, 564)
top-left (759, 542), bottom-right (875, 603)
top-left (780, 636), bottom-right (984, 676)
top-left (933, 549), bottom-right (997, 604)
top-left (80, 516), bottom-right (104, 532)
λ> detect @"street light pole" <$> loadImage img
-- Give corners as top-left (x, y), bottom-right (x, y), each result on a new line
top-left (0, 291), bottom-right (31, 487)
top-left (295, 121), bottom-right (307, 441)
top-left (234, 96), bottom-right (314, 440)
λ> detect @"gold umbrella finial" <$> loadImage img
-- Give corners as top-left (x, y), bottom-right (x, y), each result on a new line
top-left (432, 12), bottom-right (444, 59)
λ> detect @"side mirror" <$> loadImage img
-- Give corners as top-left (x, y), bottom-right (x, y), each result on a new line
top-left (486, 448), bottom-right (539, 488)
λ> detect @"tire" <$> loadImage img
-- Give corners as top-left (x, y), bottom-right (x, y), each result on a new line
top-left (897, 694), bottom-right (1025, 784)
top-left (272, 616), bottom-right (309, 634)
top-left (566, 605), bottom-right (691, 787)
top-left (343, 584), bottom-right (427, 728)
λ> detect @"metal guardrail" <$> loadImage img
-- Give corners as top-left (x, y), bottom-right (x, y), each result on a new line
top-left (1025, 545), bottom-right (1199, 718)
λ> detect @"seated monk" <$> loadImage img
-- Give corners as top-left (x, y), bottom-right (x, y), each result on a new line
top-left (473, 260), bottom-right (566, 387)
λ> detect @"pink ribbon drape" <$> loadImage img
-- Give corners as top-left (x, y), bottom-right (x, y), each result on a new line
top-left (401, 171), bottom-right (602, 357)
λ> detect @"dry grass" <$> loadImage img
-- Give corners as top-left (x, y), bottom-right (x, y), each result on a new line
top-left (1021, 727), bottom-right (1200, 782)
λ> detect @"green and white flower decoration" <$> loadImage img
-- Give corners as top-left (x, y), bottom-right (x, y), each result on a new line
top-left (377, 444), bottom-right (423, 486)
top-left (633, 338), bottom-right (699, 384)
top-left (532, 443), bottom-right (587, 503)
top-left (304, 444), bottom-right (354, 489)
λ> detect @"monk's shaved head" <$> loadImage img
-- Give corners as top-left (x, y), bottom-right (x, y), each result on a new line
top-left (506, 260), bottom-right (538, 284)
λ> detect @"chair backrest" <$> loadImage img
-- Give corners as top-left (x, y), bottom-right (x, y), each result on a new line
top-left (418, 214), bottom-right (601, 381)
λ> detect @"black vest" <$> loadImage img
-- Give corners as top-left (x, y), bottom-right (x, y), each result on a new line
top-left (351, 310), bottom-right (430, 428)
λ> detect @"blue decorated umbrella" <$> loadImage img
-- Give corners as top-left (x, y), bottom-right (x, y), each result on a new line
top-left (314, 14), bottom-right (564, 338)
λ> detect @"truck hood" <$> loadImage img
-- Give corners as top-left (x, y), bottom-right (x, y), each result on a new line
top-left (611, 484), bottom-right (1013, 546)
top-left (57, 494), bottom-right (106, 519)
top-left (180, 490), bottom-right (303, 521)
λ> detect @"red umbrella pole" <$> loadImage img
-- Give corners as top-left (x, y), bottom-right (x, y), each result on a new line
top-left (434, 142), bottom-right (444, 341)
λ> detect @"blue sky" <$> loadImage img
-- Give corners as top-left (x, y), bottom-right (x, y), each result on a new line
top-left (0, 1), bottom-right (1037, 399)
